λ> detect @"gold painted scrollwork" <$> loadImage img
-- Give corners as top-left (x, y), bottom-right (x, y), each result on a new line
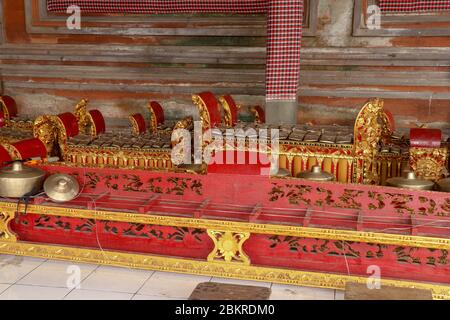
top-left (147, 103), bottom-right (158, 134)
top-left (52, 115), bottom-right (69, 157)
top-left (0, 97), bottom-right (10, 120)
top-left (0, 211), bottom-right (17, 242)
top-left (249, 106), bottom-right (262, 124)
top-left (33, 115), bottom-right (58, 156)
top-left (380, 112), bottom-right (394, 144)
top-left (128, 115), bottom-right (141, 136)
top-left (207, 230), bottom-right (250, 265)
top-left (173, 116), bottom-right (193, 131)
top-left (192, 94), bottom-right (211, 133)
top-left (354, 98), bottom-right (385, 185)
top-left (410, 147), bottom-right (448, 181)
top-left (74, 98), bottom-right (90, 134)
top-left (219, 96), bottom-right (234, 127)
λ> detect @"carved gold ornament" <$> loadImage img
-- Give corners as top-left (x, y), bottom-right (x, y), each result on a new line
top-left (33, 115), bottom-right (58, 155)
top-left (129, 115), bottom-right (141, 136)
top-left (147, 103), bottom-right (159, 133)
top-left (192, 94), bottom-right (211, 133)
top-left (0, 97), bottom-right (10, 120)
top-left (74, 98), bottom-right (90, 134)
top-left (0, 211), bottom-right (16, 242)
top-left (410, 147), bottom-right (448, 181)
top-left (249, 106), bottom-right (261, 124)
top-left (353, 98), bottom-right (385, 184)
top-left (207, 230), bottom-right (250, 264)
top-left (173, 116), bottom-right (193, 131)
top-left (219, 96), bottom-right (234, 127)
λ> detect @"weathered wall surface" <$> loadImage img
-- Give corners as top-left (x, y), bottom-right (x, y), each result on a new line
top-left (0, 0), bottom-right (449, 128)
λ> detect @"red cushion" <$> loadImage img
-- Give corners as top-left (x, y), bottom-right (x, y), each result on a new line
top-left (197, 92), bottom-right (222, 127)
top-left (0, 95), bottom-right (18, 119)
top-left (12, 138), bottom-right (47, 160)
top-left (410, 128), bottom-right (442, 148)
top-left (222, 95), bottom-right (239, 126)
top-left (0, 145), bottom-right (12, 166)
top-left (130, 113), bottom-right (147, 134)
top-left (58, 112), bottom-right (79, 138)
top-left (89, 110), bottom-right (106, 135)
top-left (150, 101), bottom-right (165, 124)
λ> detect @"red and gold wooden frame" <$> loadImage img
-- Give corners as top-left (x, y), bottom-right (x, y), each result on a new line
top-left (62, 145), bottom-right (173, 170)
top-left (0, 95), bottom-right (33, 131)
top-left (73, 99), bottom-right (106, 137)
top-left (409, 128), bottom-right (448, 181)
top-left (87, 110), bottom-right (106, 136)
top-left (0, 164), bottom-right (449, 299)
top-left (209, 98), bottom-right (400, 184)
top-left (192, 92), bottom-right (222, 132)
top-left (219, 95), bottom-right (240, 127)
top-left (129, 113), bottom-right (147, 135)
top-left (0, 95), bottom-right (17, 120)
top-left (410, 147), bottom-right (448, 181)
top-left (249, 105), bottom-right (266, 124)
top-left (148, 101), bottom-right (166, 133)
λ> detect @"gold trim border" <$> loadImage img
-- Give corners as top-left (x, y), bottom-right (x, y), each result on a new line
top-left (4, 202), bottom-right (450, 250)
top-left (0, 241), bottom-right (448, 300)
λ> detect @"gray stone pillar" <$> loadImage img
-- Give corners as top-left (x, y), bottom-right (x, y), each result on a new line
top-left (265, 100), bottom-right (298, 125)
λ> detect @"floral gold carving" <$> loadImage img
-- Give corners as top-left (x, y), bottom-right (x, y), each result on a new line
top-left (207, 230), bottom-right (250, 264)
top-left (410, 147), bottom-right (448, 181)
top-left (0, 211), bottom-right (16, 242)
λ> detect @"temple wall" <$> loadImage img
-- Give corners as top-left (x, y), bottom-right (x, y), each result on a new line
top-left (0, 0), bottom-right (449, 128)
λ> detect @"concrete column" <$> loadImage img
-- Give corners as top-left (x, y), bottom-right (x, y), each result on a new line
top-left (265, 100), bottom-right (298, 124)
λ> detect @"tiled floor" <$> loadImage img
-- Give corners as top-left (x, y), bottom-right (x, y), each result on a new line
top-left (0, 254), bottom-right (343, 300)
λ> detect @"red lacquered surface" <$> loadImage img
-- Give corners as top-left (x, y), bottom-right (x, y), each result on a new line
top-left (150, 101), bottom-right (165, 124)
top-left (89, 110), bottom-right (106, 135)
top-left (222, 95), bottom-right (239, 126)
top-left (12, 138), bottom-right (47, 159)
top-left (410, 128), bottom-right (442, 148)
top-left (35, 163), bottom-right (450, 223)
top-left (130, 113), bottom-right (147, 134)
top-left (11, 164), bottom-right (449, 285)
top-left (0, 95), bottom-right (18, 118)
top-left (11, 193), bottom-right (214, 259)
top-left (244, 234), bottom-right (450, 284)
top-left (57, 112), bottom-right (79, 138)
top-left (207, 150), bottom-right (271, 175)
top-left (197, 92), bottom-right (222, 127)
top-left (10, 188), bottom-right (450, 284)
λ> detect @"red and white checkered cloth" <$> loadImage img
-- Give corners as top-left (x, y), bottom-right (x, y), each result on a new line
top-left (47, 0), bottom-right (269, 14)
top-left (266, 0), bottom-right (303, 100)
top-left (47, 0), bottom-right (303, 101)
top-left (379, 0), bottom-right (450, 13)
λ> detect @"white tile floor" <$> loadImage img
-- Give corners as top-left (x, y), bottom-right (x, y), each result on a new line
top-left (0, 254), bottom-right (343, 300)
